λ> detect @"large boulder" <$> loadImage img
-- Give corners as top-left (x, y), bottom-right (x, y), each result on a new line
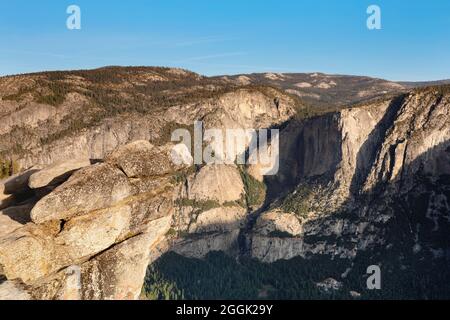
top-left (30, 163), bottom-right (133, 224)
top-left (54, 191), bottom-right (174, 260)
top-left (28, 157), bottom-right (91, 189)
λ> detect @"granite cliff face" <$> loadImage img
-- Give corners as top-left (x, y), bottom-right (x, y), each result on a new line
top-left (251, 88), bottom-right (450, 263)
top-left (0, 67), bottom-right (449, 299)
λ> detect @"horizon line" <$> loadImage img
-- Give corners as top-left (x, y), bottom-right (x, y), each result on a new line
top-left (0, 65), bottom-right (449, 84)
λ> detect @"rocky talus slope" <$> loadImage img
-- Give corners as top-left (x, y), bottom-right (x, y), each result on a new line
top-left (0, 67), bottom-right (449, 299)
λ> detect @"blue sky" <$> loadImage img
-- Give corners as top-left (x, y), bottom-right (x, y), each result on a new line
top-left (0, 0), bottom-right (449, 81)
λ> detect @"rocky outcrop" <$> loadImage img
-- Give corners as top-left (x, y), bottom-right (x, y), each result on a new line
top-left (254, 210), bottom-right (303, 237)
top-left (0, 140), bottom-right (189, 299)
top-left (251, 235), bottom-right (305, 263)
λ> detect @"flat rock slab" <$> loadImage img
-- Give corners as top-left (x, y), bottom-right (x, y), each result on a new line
top-left (28, 158), bottom-right (91, 189)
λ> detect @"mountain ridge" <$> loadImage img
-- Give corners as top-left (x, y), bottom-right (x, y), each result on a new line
top-left (1, 65), bottom-right (447, 174)
top-left (0, 66), bottom-right (449, 300)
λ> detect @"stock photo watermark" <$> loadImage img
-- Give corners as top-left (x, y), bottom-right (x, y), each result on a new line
top-left (367, 5), bottom-right (381, 30)
top-left (367, 265), bottom-right (381, 290)
top-left (170, 121), bottom-right (280, 176)
top-left (67, 5), bottom-right (81, 30)
top-left (64, 5), bottom-right (381, 31)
